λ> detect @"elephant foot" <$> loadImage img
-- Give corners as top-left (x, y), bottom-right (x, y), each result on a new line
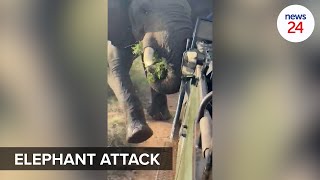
top-left (126, 121), bottom-right (153, 143)
top-left (147, 106), bottom-right (172, 121)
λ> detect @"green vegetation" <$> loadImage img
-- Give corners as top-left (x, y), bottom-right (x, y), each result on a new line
top-left (131, 41), bottom-right (143, 56)
top-left (132, 42), bottom-right (168, 83)
top-left (146, 57), bottom-right (168, 83)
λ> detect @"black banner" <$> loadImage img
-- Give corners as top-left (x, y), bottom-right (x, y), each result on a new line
top-left (0, 147), bottom-right (172, 170)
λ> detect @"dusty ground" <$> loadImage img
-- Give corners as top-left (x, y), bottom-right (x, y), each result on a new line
top-left (107, 59), bottom-right (178, 180)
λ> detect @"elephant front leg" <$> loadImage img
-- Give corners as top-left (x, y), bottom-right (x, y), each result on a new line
top-left (147, 88), bottom-right (172, 120)
top-left (108, 43), bottom-right (153, 143)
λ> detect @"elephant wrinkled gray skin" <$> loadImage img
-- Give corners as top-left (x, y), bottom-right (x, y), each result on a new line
top-left (108, 0), bottom-right (211, 143)
top-left (188, 0), bottom-right (213, 23)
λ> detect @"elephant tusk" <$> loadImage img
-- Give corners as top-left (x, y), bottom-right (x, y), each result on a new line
top-left (143, 47), bottom-right (155, 67)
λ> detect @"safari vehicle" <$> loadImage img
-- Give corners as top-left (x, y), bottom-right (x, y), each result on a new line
top-left (171, 18), bottom-right (213, 180)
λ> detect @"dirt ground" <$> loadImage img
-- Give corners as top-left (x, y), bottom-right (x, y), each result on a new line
top-left (107, 59), bottom-right (179, 180)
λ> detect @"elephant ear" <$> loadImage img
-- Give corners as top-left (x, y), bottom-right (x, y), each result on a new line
top-left (108, 0), bottom-right (135, 48)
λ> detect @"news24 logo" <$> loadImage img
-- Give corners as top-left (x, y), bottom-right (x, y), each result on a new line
top-left (277, 5), bottom-right (315, 43)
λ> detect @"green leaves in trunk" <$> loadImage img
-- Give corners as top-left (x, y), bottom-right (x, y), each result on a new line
top-left (131, 42), bottom-right (143, 56)
top-left (131, 42), bottom-right (168, 83)
top-left (146, 59), bottom-right (168, 83)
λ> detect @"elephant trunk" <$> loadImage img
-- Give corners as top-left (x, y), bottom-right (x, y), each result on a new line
top-left (143, 46), bottom-right (181, 94)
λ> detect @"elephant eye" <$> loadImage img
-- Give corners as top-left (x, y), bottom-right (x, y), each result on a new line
top-left (140, 5), bottom-right (150, 16)
top-left (142, 9), bottom-right (149, 15)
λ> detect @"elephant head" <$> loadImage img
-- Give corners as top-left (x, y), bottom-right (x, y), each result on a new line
top-left (129, 0), bottom-right (193, 94)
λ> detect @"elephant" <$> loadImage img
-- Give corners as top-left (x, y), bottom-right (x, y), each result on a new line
top-left (188, 0), bottom-right (213, 23)
top-left (108, 0), bottom-right (212, 143)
